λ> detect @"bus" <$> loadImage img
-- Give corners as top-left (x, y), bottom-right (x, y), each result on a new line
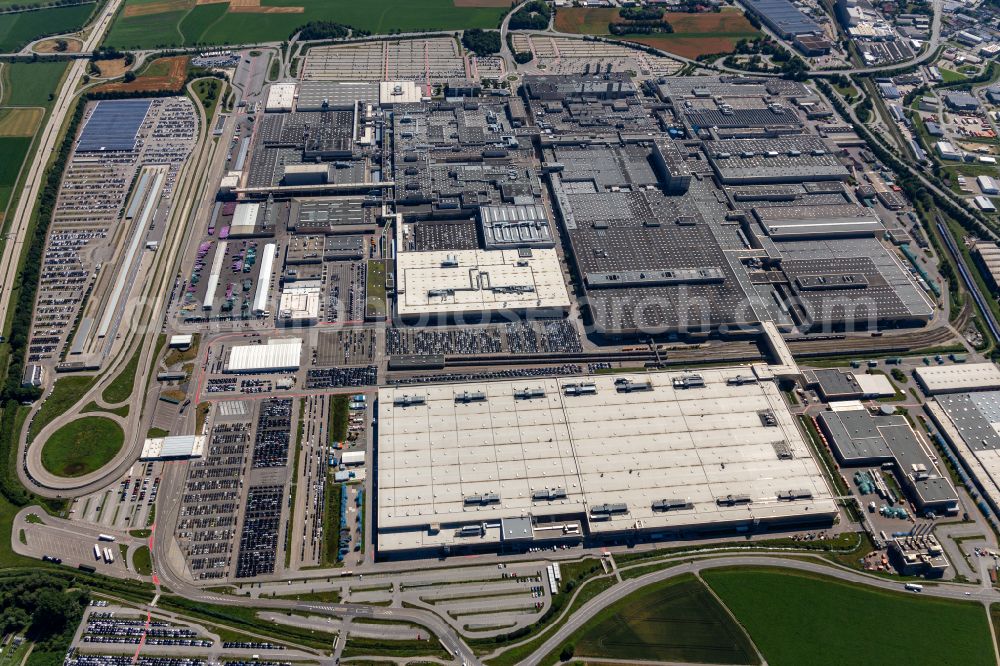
top-left (93, 545), bottom-right (102, 560)
top-left (97, 534), bottom-right (116, 542)
top-left (904, 583), bottom-right (923, 592)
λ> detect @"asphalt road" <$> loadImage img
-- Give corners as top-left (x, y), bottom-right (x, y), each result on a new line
top-left (528, 553), bottom-right (1000, 664)
top-left (0, 0), bottom-right (124, 330)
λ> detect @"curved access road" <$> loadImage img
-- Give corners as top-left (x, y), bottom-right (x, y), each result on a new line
top-left (527, 553), bottom-right (999, 664)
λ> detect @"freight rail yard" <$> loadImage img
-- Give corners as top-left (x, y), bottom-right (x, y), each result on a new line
top-left (8, 17), bottom-right (1000, 666)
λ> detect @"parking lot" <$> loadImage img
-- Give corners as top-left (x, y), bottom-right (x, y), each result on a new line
top-left (301, 38), bottom-right (467, 83)
top-left (32, 97), bottom-right (196, 366)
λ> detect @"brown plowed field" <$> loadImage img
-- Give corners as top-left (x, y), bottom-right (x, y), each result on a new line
top-left (93, 56), bottom-right (189, 94)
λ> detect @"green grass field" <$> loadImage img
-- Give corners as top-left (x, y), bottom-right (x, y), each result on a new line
top-left (704, 567), bottom-right (994, 666)
top-left (566, 574), bottom-right (757, 664)
top-left (106, 0), bottom-right (505, 48)
top-left (102, 348), bottom-right (142, 405)
top-left (40, 416), bottom-right (124, 477)
top-left (132, 545), bottom-right (153, 575)
top-left (0, 136), bottom-right (32, 214)
top-left (0, 3), bottom-right (96, 53)
top-left (28, 375), bottom-right (96, 441)
top-left (2, 61), bottom-right (67, 107)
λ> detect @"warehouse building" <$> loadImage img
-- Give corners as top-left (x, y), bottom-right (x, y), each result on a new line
top-left (375, 369), bottom-right (838, 557)
top-left (394, 248), bottom-right (570, 322)
top-left (297, 81), bottom-right (379, 111)
top-left (739, 0), bottom-right (822, 40)
top-left (139, 435), bottom-right (206, 461)
top-left (816, 403), bottom-right (959, 515)
top-left (914, 363), bottom-right (1000, 395)
top-left (225, 338), bottom-right (302, 373)
top-left (265, 83), bottom-right (296, 112)
top-left (705, 137), bottom-right (849, 184)
top-left (277, 285), bottom-right (321, 326)
top-left (928, 390), bottom-right (1000, 520)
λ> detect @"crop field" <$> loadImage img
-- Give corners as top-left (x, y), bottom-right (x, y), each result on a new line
top-left (0, 137), bottom-right (33, 217)
top-left (553, 7), bottom-right (759, 59)
top-left (106, 0), bottom-right (505, 48)
top-left (0, 61), bottom-right (67, 220)
top-left (570, 574), bottom-right (758, 664)
top-left (0, 3), bottom-right (96, 53)
top-left (704, 567), bottom-right (994, 666)
top-left (0, 109), bottom-right (44, 137)
top-left (93, 55), bottom-right (189, 93)
top-left (2, 60), bottom-right (69, 106)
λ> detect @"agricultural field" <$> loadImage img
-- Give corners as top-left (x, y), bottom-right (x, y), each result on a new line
top-left (0, 60), bottom-right (67, 219)
top-left (105, 0), bottom-right (506, 48)
top-left (92, 55), bottom-right (189, 93)
top-left (553, 7), bottom-right (760, 59)
top-left (566, 574), bottom-right (758, 665)
top-left (704, 567), bottom-right (994, 666)
top-left (0, 2), bottom-right (97, 53)
top-left (2, 60), bottom-right (69, 106)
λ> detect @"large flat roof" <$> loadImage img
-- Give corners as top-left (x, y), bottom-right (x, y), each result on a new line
top-left (376, 369), bottom-right (837, 553)
top-left (395, 248), bottom-right (570, 319)
top-left (915, 363), bottom-right (1000, 395)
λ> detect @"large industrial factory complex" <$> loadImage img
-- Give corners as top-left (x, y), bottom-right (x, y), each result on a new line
top-left (376, 369), bottom-right (837, 556)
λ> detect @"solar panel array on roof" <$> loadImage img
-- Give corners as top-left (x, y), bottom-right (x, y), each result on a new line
top-left (77, 99), bottom-right (152, 152)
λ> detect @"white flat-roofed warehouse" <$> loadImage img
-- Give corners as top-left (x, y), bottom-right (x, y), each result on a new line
top-left (914, 363), bottom-right (1000, 395)
top-left (140, 435), bottom-right (206, 461)
top-left (225, 338), bottom-right (302, 373)
top-left (265, 83), bottom-right (296, 112)
top-left (394, 248), bottom-right (571, 321)
top-left (376, 369), bottom-right (837, 557)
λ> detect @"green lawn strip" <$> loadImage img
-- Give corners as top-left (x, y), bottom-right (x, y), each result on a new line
top-left (40, 416), bottom-right (124, 478)
top-left (133, 545), bottom-right (153, 576)
top-left (191, 77), bottom-right (222, 121)
top-left (146, 427), bottom-right (169, 439)
top-left (322, 477), bottom-right (343, 567)
top-left (365, 259), bottom-right (386, 319)
top-left (82, 401), bottom-right (129, 418)
top-left (156, 596), bottom-right (336, 651)
top-left (469, 559), bottom-right (608, 662)
top-left (29, 375), bottom-right (97, 441)
top-left (341, 635), bottom-right (448, 660)
top-left (102, 347), bottom-right (142, 405)
top-left (704, 566), bottom-right (993, 666)
top-left (538, 573), bottom-right (757, 666)
top-left (266, 589), bottom-right (341, 604)
top-left (330, 395), bottom-right (349, 443)
top-left (285, 399), bottom-right (306, 568)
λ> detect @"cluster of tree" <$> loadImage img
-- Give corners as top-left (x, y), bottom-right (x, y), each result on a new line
top-left (0, 573), bottom-right (89, 666)
top-left (619, 6), bottom-right (664, 20)
top-left (608, 20), bottom-right (673, 36)
top-left (937, 62), bottom-right (999, 91)
top-left (2, 100), bottom-right (86, 404)
top-left (903, 83), bottom-right (928, 106)
top-left (462, 28), bottom-right (500, 56)
top-left (505, 32), bottom-right (532, 64)
top-left (508, 0), bottom-right (551, 31)
top-left (294, 21), bottom-right (361, 41)
top-left (91, 46), bottom-right (133, 65)
top-left (0, 0), bottom-right (89, 12)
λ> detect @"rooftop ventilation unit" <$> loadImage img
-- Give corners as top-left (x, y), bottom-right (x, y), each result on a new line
top-left (716, 494), bottom-right (753, 507)
top-left (726, 375), bottom-right (755, 386)
top-left (456, 391), bottom-right (486, 403)
top-left (393, 395), bottom-right (426, 407)
top-left (464, 493), bottom-right (500, 506)
top-left (590, 503), bottom-right (628, 519)
top-left (758, 410), bottom-right (778, 427)
top-left (652, 499), bottom-right (693, 512)
top-left (564, 382), bottom-right (597, 396)
top-left (616, 379), bottom-right (653, 393)
top-left (777, 489), bottom-right (813, 501)
top-left (514, 388), bottom-right (546, 400)
top-left (532, 488), bottom-right (568, 501)
top-left (672, 374), bottom-right (705, 389)
top-left (441, 255), bottom-right (459, 268)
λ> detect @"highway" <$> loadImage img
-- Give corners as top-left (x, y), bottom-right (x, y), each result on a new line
top-left (0, 0), bottom-right (123, 330)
